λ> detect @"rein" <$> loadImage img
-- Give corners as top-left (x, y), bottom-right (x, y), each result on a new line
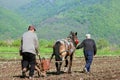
top-left (60, 50), bottom-right (69, 55)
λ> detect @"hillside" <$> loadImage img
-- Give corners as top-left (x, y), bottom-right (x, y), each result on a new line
top-left (0, 7), bottom-right (28, 40)
top-left (17, 0), bottom-right (120, 44)
top-left (0, 0), bottom-right (120, 44)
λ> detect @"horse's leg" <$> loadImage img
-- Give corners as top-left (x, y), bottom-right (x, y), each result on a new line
top-left (55, 61), bottom-right (62, 74)
top-left (58, 62), bottom-right (62, 72)
top-left (68, 53), bottom-right (73, 73)
top-left (64, 56), bottom-right (68, 72)
top-left (65, 59), bottom-right (68, 67)
top-left (64, 55), bottom-right (68, 67)
top-left (55, 62), bottom-right (59, 72)
top-left (55, 62), bottom-right (60, 74)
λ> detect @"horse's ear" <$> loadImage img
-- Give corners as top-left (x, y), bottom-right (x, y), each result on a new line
top-left (75, 32), bottom-right (77, 35)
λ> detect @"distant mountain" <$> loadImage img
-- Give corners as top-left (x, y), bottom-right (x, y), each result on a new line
top-left (0, 7), bottom-right (28, 40)
top-left (0, 0), bottom-right (120, 44)
top-left (17, 0), bottom-right (120, 44)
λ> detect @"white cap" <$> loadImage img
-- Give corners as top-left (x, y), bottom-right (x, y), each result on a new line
top-left (86, 34), bottom-right (91, 39)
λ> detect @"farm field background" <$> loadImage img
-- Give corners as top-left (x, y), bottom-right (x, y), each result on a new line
top-left (0, 39), bottom-right (120, 80)
top-left (0, 0), bottom-right (120, 79)
top-left (0, 47), bottom-right (120, 60)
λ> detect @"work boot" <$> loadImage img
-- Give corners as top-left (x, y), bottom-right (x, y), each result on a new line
top-left (21, 68), bottom-right (27, 78)
top-left (21, 71), bottom-right (26, 78)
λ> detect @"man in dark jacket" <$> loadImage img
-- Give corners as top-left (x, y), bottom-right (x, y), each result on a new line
top-left (76, 34), bottom-right (97, 73)
top-left (19, 25), bottom-right (39, 79)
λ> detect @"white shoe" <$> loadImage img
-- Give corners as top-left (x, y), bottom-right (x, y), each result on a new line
top-left (83, 67), bottom-right (88, 73)
top-left (29, 76), bottom-right (33, 79)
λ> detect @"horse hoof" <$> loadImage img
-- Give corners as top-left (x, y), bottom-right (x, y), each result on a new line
top-left (56, 71), bottom-right (60, 75)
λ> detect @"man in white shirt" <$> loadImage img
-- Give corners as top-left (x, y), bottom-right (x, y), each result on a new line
top-left (20, 25), bottom-right (39, 79)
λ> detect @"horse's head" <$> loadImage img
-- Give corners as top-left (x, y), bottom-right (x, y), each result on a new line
top-left (68, 31), bottom-right (79, 46)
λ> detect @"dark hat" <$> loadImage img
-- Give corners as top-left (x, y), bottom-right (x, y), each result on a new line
top-left (28, 25), bottom-right (36, 31)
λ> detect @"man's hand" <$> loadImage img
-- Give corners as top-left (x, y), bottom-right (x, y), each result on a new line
top-left (36, 49), bottom-right (39, 55)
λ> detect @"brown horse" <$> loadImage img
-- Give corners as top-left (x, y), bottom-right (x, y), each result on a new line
top-left (50, 31), bottom-right (79, 74)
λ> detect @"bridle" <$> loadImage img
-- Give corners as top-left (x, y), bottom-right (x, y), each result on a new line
top-left (68, 33), bottom-right (79, 47)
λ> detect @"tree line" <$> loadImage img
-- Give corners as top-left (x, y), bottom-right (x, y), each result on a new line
top-left (0, 39), bottom-right (119, 50)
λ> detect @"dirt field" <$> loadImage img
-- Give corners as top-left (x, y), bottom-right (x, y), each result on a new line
top-left (0, 56), bottom-right (120, 80)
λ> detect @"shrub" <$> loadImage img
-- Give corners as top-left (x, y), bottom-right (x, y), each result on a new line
top-left (0, 40), bottom-right (13, 47)
top-left (12, 39), bottom-right (21, 47)
top-left (97, 38), bottom-right (109, 49)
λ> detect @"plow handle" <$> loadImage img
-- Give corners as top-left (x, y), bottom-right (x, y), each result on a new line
top-left (38, 54), bottom-right (41, 62)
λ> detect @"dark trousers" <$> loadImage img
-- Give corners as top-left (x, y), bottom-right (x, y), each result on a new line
top-left (22, 52), bottom-right (36, 77)
top-left (84, 50), bottom-right (93, 72)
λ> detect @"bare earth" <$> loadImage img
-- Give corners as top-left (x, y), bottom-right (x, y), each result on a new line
top-left (0, 56), bottom-right (120, 80)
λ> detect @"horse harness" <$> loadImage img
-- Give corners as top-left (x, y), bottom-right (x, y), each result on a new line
top-left (59, 38), bottom-right (75, 56)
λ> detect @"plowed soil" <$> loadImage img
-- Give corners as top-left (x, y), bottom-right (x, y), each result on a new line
top-left (0, 56), bottom-right (120, 80)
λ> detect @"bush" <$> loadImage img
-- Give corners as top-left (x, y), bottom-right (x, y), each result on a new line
top-left (39, 39), bottom-right (54, 48)
top-left (0, 41), bottom-right (7, 46)
top-left (0, 39), bottom-right (21, 47)
top-left (0, 40), bottom-right (13, 47)
top-left (12, 39), bottom-right (21, 47)
top-left (97, 38), bottom-right (109, 49)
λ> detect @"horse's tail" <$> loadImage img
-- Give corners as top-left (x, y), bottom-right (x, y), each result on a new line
top-left (53, 41), bottom-right (62, 61)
